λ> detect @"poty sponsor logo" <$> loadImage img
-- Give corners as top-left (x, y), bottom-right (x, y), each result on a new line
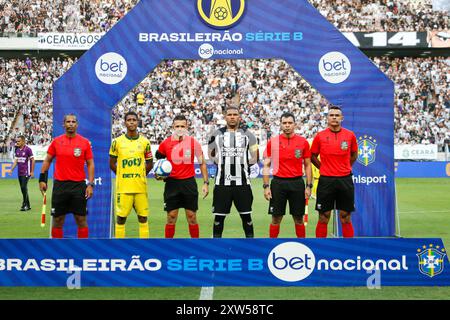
top-left (198, 43), bottom-right (244, 59)
top-left (318, 51), bottom-right (351, 84)
top-left (95, 52), bottom-right (127, 85)
top-left (267, 242), bottom-right (315, 282)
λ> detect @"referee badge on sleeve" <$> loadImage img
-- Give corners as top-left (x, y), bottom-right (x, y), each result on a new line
top-left (74, 148), bottom-right (82, 157)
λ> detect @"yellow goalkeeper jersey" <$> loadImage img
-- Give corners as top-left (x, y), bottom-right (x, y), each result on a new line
top-left (109, 134), bottom-right (153, 194)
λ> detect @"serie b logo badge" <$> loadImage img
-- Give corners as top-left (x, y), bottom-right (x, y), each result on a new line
top-left (197, 0), bottom-right (246, 29)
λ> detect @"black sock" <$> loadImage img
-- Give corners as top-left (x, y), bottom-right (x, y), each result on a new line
top-left (213, 215), bottom-right (225, 238)
top-left (240, 213), bottom-right (254, 238)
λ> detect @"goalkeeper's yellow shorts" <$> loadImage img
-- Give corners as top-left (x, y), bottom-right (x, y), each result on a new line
top-left (115, 193), bottom-right (149, 218)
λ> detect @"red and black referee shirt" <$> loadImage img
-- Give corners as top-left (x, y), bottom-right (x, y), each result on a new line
top-left (310, 128), bottom-right (357, 177)
top-left (264, 134), bottom-right (311, 178)
top-left (47, 134), bottom-right (93, 181)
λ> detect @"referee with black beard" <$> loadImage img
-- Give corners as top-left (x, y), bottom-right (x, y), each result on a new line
top-left (208, 106), bottom-right (259, 238)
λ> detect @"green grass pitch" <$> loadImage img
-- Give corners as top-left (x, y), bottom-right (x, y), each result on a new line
top-left (0, 177), bottom-right (449, 300)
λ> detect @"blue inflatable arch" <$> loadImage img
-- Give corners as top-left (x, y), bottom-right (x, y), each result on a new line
top-left (53, 0), bottom-right (395, 238)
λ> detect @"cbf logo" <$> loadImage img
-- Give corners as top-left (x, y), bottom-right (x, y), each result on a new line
top-left (197, 0), bottom-right (246, 29)
top-left (318, 51), bottom-right (351, 84)
top-left (268, 242), bottom-right (315, 282)
top-left (95, 52), bottom-right (127, 85)
top-left (357, 136), bottom-right (377, 166)
top-left (417, 244), bottom-right (447, 278)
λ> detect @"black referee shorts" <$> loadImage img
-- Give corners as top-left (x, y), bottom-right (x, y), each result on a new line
top-left (212, 184), bottom-right (253, 215)
top-left (268, 176), bottom-right (305, 216)
top-left (51, 180), bottom-right (87, 217)
top-left (315, 175), bottom-right (355, 213)
top-left (163, 177), bottom-right (199, 212)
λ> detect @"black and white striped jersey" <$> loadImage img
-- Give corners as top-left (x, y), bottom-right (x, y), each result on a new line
top-left (208, 127), bottom-right (258, 186)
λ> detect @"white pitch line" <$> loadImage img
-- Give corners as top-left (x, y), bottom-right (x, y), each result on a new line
top-left (199, 286), bottom-right (214, 300)
top-left (398, 210), bottom-right (450, 214)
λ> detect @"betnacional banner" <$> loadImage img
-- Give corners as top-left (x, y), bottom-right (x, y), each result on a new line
top-left (53, 0), bottom-right (395, 238)
top-left (395, 144), bottom-right (438, 160)
top-left (395, 161), bottom-right (450, 178)
top-left (0, 239), bottom-right (449, 287)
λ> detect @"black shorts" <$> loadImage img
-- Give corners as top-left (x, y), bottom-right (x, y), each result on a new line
top-left (164, 177), bottom-right (199, 212)
top-left (316, 175), bottom-right (355, 213)
top-left (51, 180), bottom-right (87, 217)
top-left (212, 184), bottom-right (253, 215)
top-left (268, 176), bottom-right (305, 216)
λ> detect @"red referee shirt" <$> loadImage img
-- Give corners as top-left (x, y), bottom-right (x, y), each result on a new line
top-left (310, 128), bottom-right (357, 177)
top-left (158, 135), bottom-right (203, 179)
top-left (47, 134), bottom-right (93, 181)
top-left (264, 134), bottom-right (311, 178)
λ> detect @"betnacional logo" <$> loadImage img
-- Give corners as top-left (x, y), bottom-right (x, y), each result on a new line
top-left (197, 0), bottom-right (246, 29)
top-left (199, 43), bottom-right (214, 59)
top-left (417, 244), bottom-right (447, 278)
top-left (318, 51), bottom-right (351, 84)
top-left (198, 43), bottom-right (244, 59)
top-left (267, 242), bottom-right (316, 282)
top-left (357, 135), bottom-right (377, 166)
top-left (95, 52), bottom-right (127, 85)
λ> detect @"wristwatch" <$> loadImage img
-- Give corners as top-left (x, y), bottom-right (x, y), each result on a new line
top-left (306, 183), bottom-right (313, 189)
top-left (263, 183), bottom-right (270, 189)
top-left (87, 182), bottom-right (95, 188)
top-left (203, 180), bottom-right (210, 185)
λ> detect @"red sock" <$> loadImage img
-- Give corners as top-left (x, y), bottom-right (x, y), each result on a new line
top-left (77, 227), bottom-right (89, 239)
top-left (342, 222), bottom-right (354, 238)
top-left (315, 221), bottom-right (328, 238)
top-left (189, 224), bottom-right (199, 238)
top-left (269, 224), bottom-right (280, 238)
top-left (51, 227), bottom-right (63, 239)
top-left (295, 224), bottom-right (306, 238)
top-left (165, 224), bottom-right (175, 238)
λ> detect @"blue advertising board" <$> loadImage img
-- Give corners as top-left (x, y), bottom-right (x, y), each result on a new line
top-left (51, 0), bottom-right (394, 238)
top-left (0, 238), bottom-right (448, 287)
top-left (395, 161), bottom-right (450, 178)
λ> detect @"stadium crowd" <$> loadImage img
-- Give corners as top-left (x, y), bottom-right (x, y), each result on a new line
top-left (311, 0), bottom-right (448, 31)
top-left (110, 57), bottom-right (449, 150)
top-left (0, 0), bottom-right (138, 35)
top-left (1, 55), bottom-right (448, 160)
top-left (0, 56), bottom-right (75, 158)
top-left (0, 0), bottom-right (447, 36)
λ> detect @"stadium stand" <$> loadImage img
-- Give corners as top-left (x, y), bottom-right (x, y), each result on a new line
top-left (0, 0), bottom-right (447, 35)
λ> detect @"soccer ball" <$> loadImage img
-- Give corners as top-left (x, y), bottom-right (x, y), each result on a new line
top-left (153, 159), bottom-right (172, 178)
top-left (214, 6), bottom-right (228, 20)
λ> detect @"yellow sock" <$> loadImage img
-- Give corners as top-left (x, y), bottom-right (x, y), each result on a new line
top-left (115, 223), bottom-right (125, 238)
top-left (139, 222), bottom-right (149, 239)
